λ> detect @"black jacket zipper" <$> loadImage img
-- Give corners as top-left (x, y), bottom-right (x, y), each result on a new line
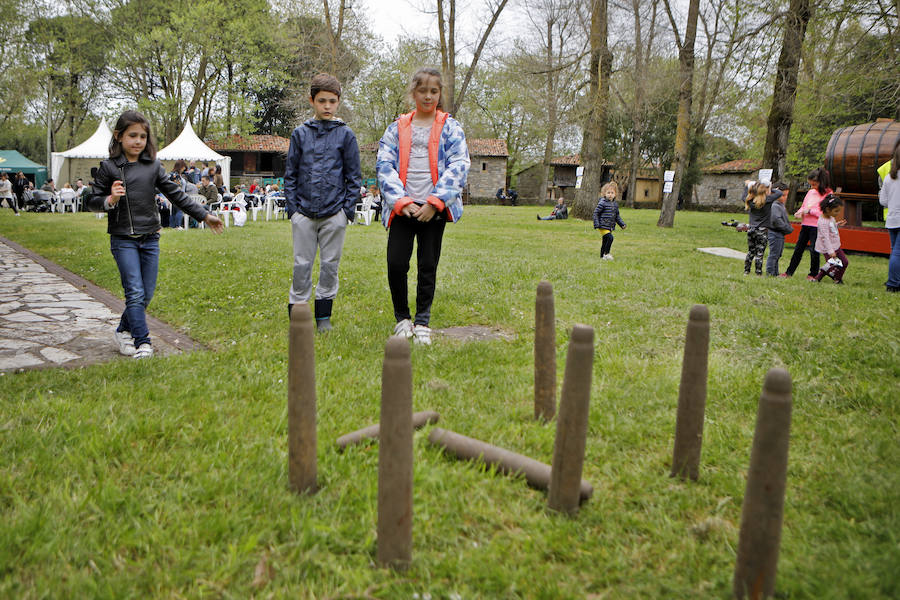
top-left (119, 165), bottom-right (135, 234)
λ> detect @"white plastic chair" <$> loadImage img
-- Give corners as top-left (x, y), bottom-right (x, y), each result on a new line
top-left (354, 195), bottom-right (375, 225)
top-left (185, 194), bottom-right (207, 228)
top-left (270, 193), bottom-right (286, 220)
top-left (58, 189), bottom-right (78, 213)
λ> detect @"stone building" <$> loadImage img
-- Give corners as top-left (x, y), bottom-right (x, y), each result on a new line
top-left (696, 159), bottom-right (760, 211)
top-left (466, 139), bottom-right (509, 201)
top-left (359, 139), bottom-right (509, 203)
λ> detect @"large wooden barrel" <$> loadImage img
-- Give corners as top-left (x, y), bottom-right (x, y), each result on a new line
top-left (825, 119), bottom-right (900, 196)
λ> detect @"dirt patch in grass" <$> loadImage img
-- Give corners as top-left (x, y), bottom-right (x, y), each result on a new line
top-left (434, 325), bottom-right (515, 342)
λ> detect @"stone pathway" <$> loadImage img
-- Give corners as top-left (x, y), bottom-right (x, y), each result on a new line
top-left (697, 247), bottom-right (747, 260)
top-left (0, 237), bottom-right (201, 373)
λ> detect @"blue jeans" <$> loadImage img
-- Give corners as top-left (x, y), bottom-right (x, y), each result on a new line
top-left (110, 233), bottom-right (160, 348)
top-left (766, 231), bottom-right (785, 276)
top-left (888, 228), bottom-right (900, 289)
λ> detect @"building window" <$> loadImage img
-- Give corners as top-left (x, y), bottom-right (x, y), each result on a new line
top-left (644, 189), bottom-right (649, 197)
top-left (719, 189), bottom-right (727, 199)
top-left (482, 162), bottom-right (487, 171)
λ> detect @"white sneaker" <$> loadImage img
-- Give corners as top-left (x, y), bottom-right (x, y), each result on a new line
top-left (413, 324), bottom-right (432, 345)
top-left (602, 254), bottom-right (614, 261)
top-left (392, 319), bottom-right (414, 339)
top-left (114, 329), bottom-right (136, 356)
top-left (133, 344), bottom-right (154, 359)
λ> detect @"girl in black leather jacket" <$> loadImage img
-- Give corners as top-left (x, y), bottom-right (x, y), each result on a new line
top-left (89, 110), bottom-right (223, 359)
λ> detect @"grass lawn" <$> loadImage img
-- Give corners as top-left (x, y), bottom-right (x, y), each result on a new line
top-left (1, 207), bottom-right (897, 599)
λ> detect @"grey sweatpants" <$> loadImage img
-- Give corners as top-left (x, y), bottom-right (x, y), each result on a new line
top-left (289, 211), bottom-right (348, 304)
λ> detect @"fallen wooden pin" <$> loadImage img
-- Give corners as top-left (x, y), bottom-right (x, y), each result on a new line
top-left (337, 411), bottom-right (441, 450)
top-left (427, 427), bottom-right (593, 502)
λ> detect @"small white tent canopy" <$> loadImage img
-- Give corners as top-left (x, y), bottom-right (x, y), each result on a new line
top-left (51, 120), bottom-right (112, 185)
top-left (157, 120), bottom-right (231, 184)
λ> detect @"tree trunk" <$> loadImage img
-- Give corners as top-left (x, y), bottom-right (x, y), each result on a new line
top-left (761, 0), bottom-right (812, 182)
top-left (626, 0), bottom-right (646, 208)
top-left (538, 19), bottom-right (558, 206)
top-left (572, 0), bottom-right (611, 219)
top-left (657, 0), bottom-right (699, 228)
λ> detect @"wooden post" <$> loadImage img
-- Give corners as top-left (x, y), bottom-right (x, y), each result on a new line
top-left (376, 337), bottom-right (414, 569)
top-left (534, 280), bottom-right (557, 421)
top-left (288, 302), bottom-right (317, 494)
top-left (671, 304), bottom-right (710, 480)
top-left (733, 368), bottom-right (792, 599)
top-left (548, 324), bottom-right (594, 514)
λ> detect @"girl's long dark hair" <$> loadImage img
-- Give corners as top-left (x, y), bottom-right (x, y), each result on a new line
top-left (807, 167), bottom-right (831, 195)
top-left (109, 110), bottom-right (157, 160)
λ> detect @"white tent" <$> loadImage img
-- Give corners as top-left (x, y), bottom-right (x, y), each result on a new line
top-left (157, 120), bottom-right (231, 184)
top-left (51, 120), bottom-right (112, 185)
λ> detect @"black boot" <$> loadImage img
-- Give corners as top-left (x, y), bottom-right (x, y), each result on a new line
top-left (314, 299), bottom-right (333, 332)
top-left (287, 303), bottom-right (293, 319)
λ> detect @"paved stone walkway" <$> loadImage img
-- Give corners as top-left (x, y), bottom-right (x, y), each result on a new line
top-left (0, 236), bottom-right (201, 373)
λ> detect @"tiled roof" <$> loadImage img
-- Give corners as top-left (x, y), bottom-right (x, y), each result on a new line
top-left (702, 159), bottom-right (761, 173)
top-left (359, 139), bottom-right (509, 157)
top-left (206, 135), bottom-right (290, 153)
top-left (468, 139), bottom-right (508, 157)
top-left (551, 154), bottom-right (581, 166)
top-left (549, 154), bottom-right (614, 167)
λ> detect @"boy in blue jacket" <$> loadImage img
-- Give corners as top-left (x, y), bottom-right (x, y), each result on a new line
top-left (285, 73), bottom-right (362, 331)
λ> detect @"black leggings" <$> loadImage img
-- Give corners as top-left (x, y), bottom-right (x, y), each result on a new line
top-left (785, 225), bottom-right (819, 277)
top-left (601, 232), bottom-right (614, 256)
top-left (387, 215), bottom-right (446, 326)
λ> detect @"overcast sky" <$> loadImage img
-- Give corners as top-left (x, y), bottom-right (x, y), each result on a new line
top-left (362, 0), bottom-right (533, 49)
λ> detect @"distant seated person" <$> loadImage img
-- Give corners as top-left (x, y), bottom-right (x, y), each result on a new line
top-left (507, 188), bottom-right (518, 206)
top-left (496, 187), bottom-right (506, 204)
top-left (42, 179), bottom-right (56, 193)
top-left (199, 175), bottom-right (218, 206)
top-left (156, 192), bottom-right (171, 228)
top-left (371, 187), bottom-right (382, 221)
top-left (537, 198), bottom-right (568, 220)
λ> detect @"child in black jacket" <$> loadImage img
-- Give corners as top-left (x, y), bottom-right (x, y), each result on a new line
top-left (592, 181), bottom-right (627, 260)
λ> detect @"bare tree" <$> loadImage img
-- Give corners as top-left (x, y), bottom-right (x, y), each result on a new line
top-left (322, 0), bottom-right (347, 73)
top-left (762, 0), bottom-right (813, 181)
top-left (522, 0), bottom-right (587, 205)
top-left (657, 0), bottom-right (699, 227)
top-left (624, 0), bottom-right (660, 207)
top-left (435, 0), bottom-right (510, 114)
top-left (572, 0), bottom-right (613, 219)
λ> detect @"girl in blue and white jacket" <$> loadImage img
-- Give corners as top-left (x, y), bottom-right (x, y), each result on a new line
top-left (376, 67), bottom-right (470, 345)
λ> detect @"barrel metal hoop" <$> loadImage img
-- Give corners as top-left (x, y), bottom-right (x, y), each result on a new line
top-left (825, 125), bottom-right (846, 175)
top-left (839, 125), bottom-right (860, 189)
top-left (873, 124), bottom-right (891, 179)
top-left (857, 122), bottom-right (877, 192)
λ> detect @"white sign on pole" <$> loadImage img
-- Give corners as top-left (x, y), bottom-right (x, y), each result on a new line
top-left (664, 170), bottom-right (675, 182)
top-left (576, 166), bottom-right (584, 177)
top-left (663, 181), bottom-right (674, 194)
top-left (575, 176), bottom-right (583, 189)
top-left (758, 169), bottom-right (773, 184)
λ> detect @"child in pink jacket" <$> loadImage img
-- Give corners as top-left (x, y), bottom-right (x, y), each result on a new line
top-left (783, 168), bottom-right (831, 279)
top-left (813, 194), bottom-right (848, 284)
